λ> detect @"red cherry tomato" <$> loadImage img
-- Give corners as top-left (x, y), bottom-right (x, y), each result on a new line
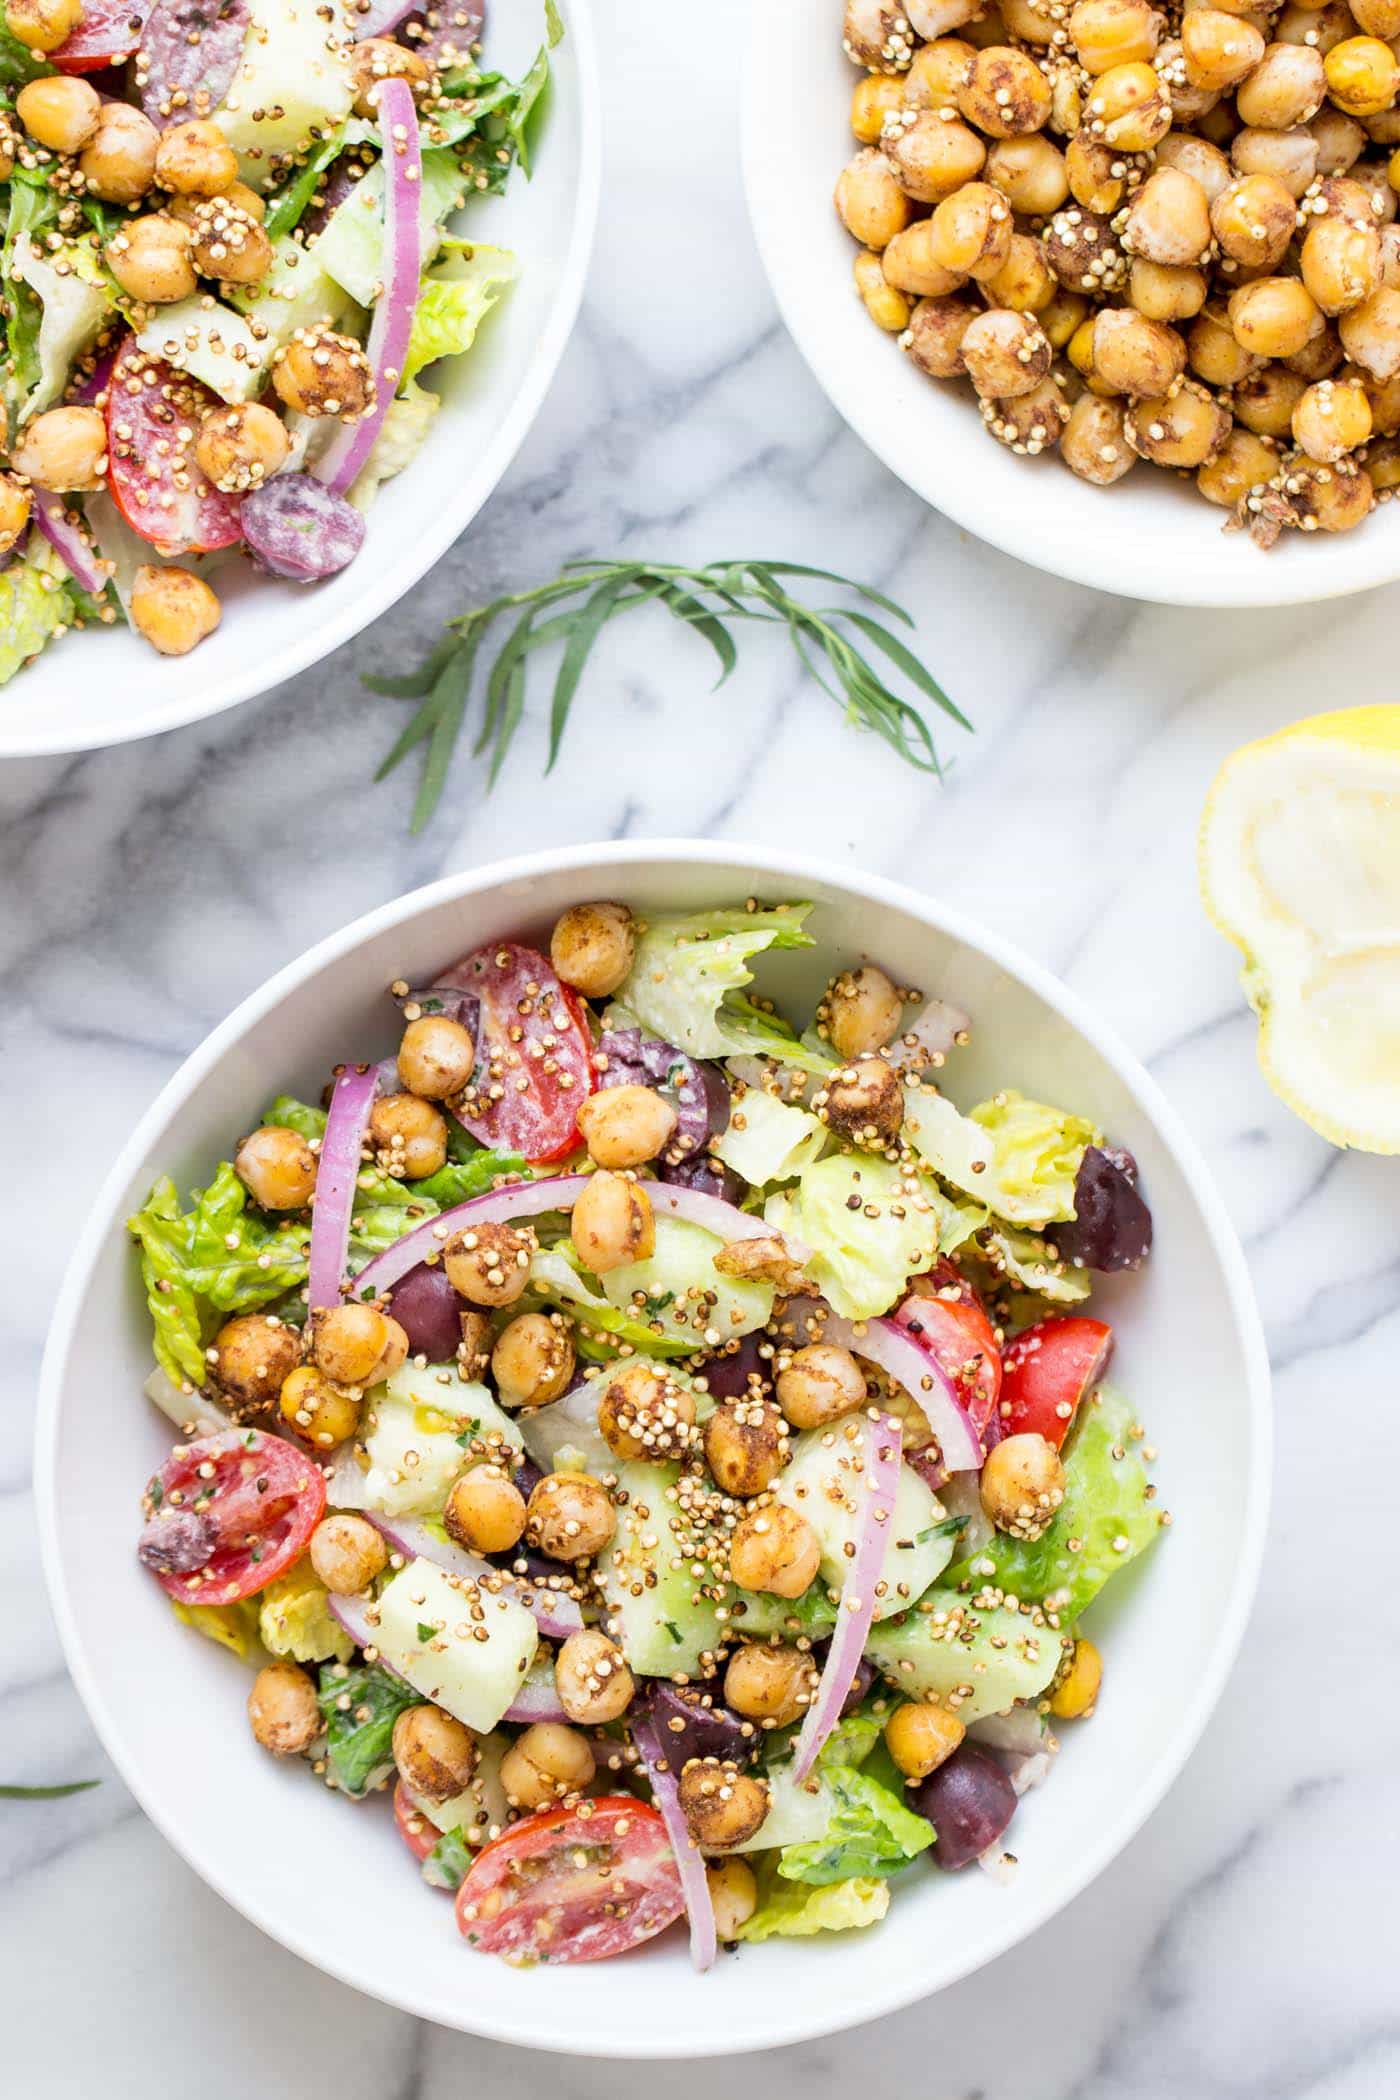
top-left (105, 337), bottom-right (244, 557)
top-left (437, 941), bottom-right (595, 1165)
top-left (1000, 1316), bottom-right (1113, 1449)
top-left (51, 0), bottom-right (153, 70)
top-left (455, 1797), bottom-right (684, 1965)
top-left (894, 1280), bottom-right (1002, 1440)
top-left (394, 1781), bottom-right (438, 1864)
top-left (141, 1430), bottom-right (325, 1606)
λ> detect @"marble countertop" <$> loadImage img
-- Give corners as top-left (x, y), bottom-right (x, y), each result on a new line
top-left (6, 0), bottom-right (1399, 2091)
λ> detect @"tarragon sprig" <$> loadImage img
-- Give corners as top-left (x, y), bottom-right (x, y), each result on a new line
top-left (364, 557), bottom-right (970, 833)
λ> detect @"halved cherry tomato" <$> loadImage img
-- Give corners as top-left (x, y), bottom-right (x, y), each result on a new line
top-left (51, 0), bottom-right (153, 70)
top-left (437, 941), bottom-right (596, 1165)
top-left (105, 337), bottom-right (244, 557)
top-left (394, 1780), bottom-right (438, 1864)
top-left (894, 1277), bottom-right (1002, 1440)
top-left (139, 1429), bottom-right (325, 1606)
top-left (1000, 1315), bottom-right (1113, 1449)
top-left (455, 1797), bottom-right (684, 1965)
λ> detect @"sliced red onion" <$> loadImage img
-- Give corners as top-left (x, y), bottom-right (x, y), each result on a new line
top-left (33, 492), bottom-right (110, 597)
top-left (314, 77), bottom-right (422, 497)
top-left (503, 1659), bottom-right (567, 1724)
top-left (365, 1512), bottom-right (582, 1640)
top-left (307, 1063), bottom-right (380, 1315)
top-left (822, 1310), bottom-right (983, 1474)
top-left (633, 1716), bottom-right (717, 1974)
top-left (893, 996), bottom-right (971, 1070)
top-left (791, 1412), bottom-right (902, 1784)
top-left (326, 1588), bottom-right (410, 1682)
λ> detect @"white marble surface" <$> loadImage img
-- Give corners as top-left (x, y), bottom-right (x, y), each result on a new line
top-left (6, 0), bottom-right (1400, 2090)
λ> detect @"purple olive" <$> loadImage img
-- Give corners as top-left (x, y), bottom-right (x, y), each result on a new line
top-left (657, 1150), bottom-right (745, 1206)
top-left (640, 1681), bottom-right (758, 1769)
top-left (1056, 1145), bottom-right (1153, 1272)
top-left (699, 1332), bottom-right (772, 1404)
top-left (386, 1263), bottom-right (463, 1362)
top-left (512, 1455), bottom-right (545, 1501)
top-left (138, 1509), bottom-right (216, 1576)
top-left (840, 1655), bottom-right (876, 1716)
top-left (911, 1742), bottom-right (1018, 1870)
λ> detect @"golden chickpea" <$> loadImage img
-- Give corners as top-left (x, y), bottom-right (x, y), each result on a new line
top-left (843, 0), bottom-right (920, 66)
top-left (1197, 422), bottom-right (1280, 502)
top-left (193, 401), bottom-right (289, 495)
top-left (247, 1662), bottom-right (320, 1757)
top-left (554, 1629), bottom-right (635, 1725)
top-left (985, 134), bottom-right (1070, 214)
top-left (1157, 131), bottom-right (1233, 202)
top-left (1181, 9), bottom-right (1267, 91)
top-left (1278, 0), bottom-right (1355, 57)
top-left (730, 1502), bottom-right (822, 1598)
top-left (1292, 455), bottom-right (1376, 529)
top-left (885, 111), bottom-right (987, 202)
top-left (395, 1013), bottom-right (475, 1099)
top-left (106, 215), bottom-right (197, 304)
top-left (1348, 159), bottom-right (1398, 225)
top-left (835, 146), bottom-right (912, 249)
top-left (704, 1397), bottom-right (788, 1497)
top-left (15, 74), bottom-right (100, 152)
top-left (956, 46), bottom-right (1054, 136)
top-left (981, 234), bottom-right (1056, 313)
top-left (1366, 430), bottom-right (1400, 483)
top-left (347, 34), bottom-right (430, 115)
top-left (885, 1699), bottom-right (966, 1779)
top-left (491, 1311), bottom-right (575, 1407)
top-left (78, 104), bottom-right (159, 204)
top-left (1311, 172), bottom-right (1378, 226)
top-left (1292, 373), bottom-right (1374, 456)
top-left (980, 1431), bottom-right (1067, 1538)
top-left (1126, 379), bottom-right (1232, 464)
top-left (1189, 300), bottom-right (1263, 384)
top-left (526, 1471), bottom-right (616, 1561)
top-left (904, 292), bottom-right (977, 376)
top-left (1125, 166), bottom-right (1213, 265)
top-left (367, 1092), bottom-right (447, 1180)
top-left (905, 34), bottom-right (976, 102)
top-left (958, 308), bottom-right (1053, 400)
top-left (1229, 275), bottom-right (1324, 357)
top-left (1209, 176), bottom-right (1295, 276)
top-left (189, 194), bottom-right (274, 284)
top-left (855, 247), bottom-right (912, 330)
top-left (1312, 106), bottom-right (1367, 173)
top-left (393, 1704), bottom-right (478, 1803)
top-left (443, 1219), bottom-right (535, 1307)
top-left (776, 1342), bottom-right (867, 1429)
top-left (5, 0), bottom-right (80, 47)
top-left (570, 1170), bottom-right (654, 1274)
top-left (209, 1312), bottom-right (301, 1418)
top-left (1339, 284), bottom-right (1400, 373)
top-left (1045, 204), bottom-right (1128, 295)
top-left (851, 72), bottom-right (909, 144)
top-left (928, 181), bottom-right (1014, 279)
top-left (310, 1304), bottom-right (408, 1386)
top-left (576, 1084), bottom-right (677, 1169)
top-left (982, 375), bottom-right (1072, 452)
top-left (279, 1364), bottom-right (360, 1449)
top-left (1065, 135), bottom-right (1137, 215)
top-left (1041, 287), bottom-right (1092, 348)
top-left (1070, 0), bottom-right (1160, 71)
top-left (1060, 391), bottom-right (1137, 481)
top-left (550, 901), bottom-right (635, 997)
top-left (1285, 323), bottom-right (1345, 381)
top-left (707, 1858), bottom-right (758, 1941)
top-left (1231, 123), bottom-right (1319, 196)
top-left (12, 403), bottom-right (106, 492)
top-left (1236, 42), bottom-right (1326, 128)
top-left (1092, 306), bottom-right (1187, 393)
top-left (1157, 36), bottom-right (1222, 124)
top-left (881, 221), bottom-right (966, 297)
top-left (1353, 0), bottom-right (1400, 33)
top-left (234, 1123), bottom-right (317, 1209)
top-left (169, 177), bottom-right (266, 227)
top-left (309, 1512), bottom-right (389, 1595)
top-left (1000, 0), bottom-right (1058, 42)
top-left (501, 1722), bottom-right (596, 1809)
top-left (596, 1358), bottom-right (696, 1460)
top-left (1302, 212), bottom-right (1384, 310)
top-left (442, 1464), bottom-right (527, 1556)
top-left (1085, 61), bottom-right (1173, 150)
top-left (814, 1054), bottom-right (905, 1147)
top-left (724, 1642), bottom-right (817, 1727)
top-left (678, 1760), bottom-right (770, 1850)
top-left (0, 472), bottom-right (31, 556)
top-left (272, 328), bottom-right (375, 421)
top-left (1232, 361), bottom-right (1309, 433)
top-left (1129, 257), bottom-right (1209, 320)
top-left (1050, 1635), bottom-right (1104, 1719)
top-left (1324, 36), bottom-right (1400, 116)
top-left (1369, 365), bottom-right (1400, 429)
top-left (154, 117), bottom-right (238, 196)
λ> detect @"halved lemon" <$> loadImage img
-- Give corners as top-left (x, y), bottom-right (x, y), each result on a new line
top-left (1199, 705), bottom-right (1400, 1154)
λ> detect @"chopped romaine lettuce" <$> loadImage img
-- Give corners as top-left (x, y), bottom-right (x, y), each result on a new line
top-left (134, 296), bottom-right (271, 404)
top-left (945, 1385), bottom-right (1161, 1619)
top-left (736, 1870), bottom-right (890, 1942)
top-left (317, 1661), bottom-right (421, 1798)
top-left (526, 1244), bottom-right (695, 1361)
top-left (348, 378), bottom-right (440, 511)
top-left (12, 234), bottom-right (111, 417)
top-left (212, 0), bottom-right (355, 186)
top-left (170, 1596), bottom-right (262, 1659)
top-left (974, 1221), bottom-right (1093, 1306)
top-left (599, 1216), bottom-right (773, 1349)
top-left (613, 905), bottom-right (816, 1063)
top-left (315, 149), bottom-right (466, 307)
top-left (714, 1087), bottom-right (827, 1190)
top-left (262, 1096), bottom-right (328, 1142)
top-left (776, 1153), bottom-right (945, 1321)
top-left (0, 23), bottom-right (45, 85)
top-left (128, 1176), bottom-right (215, 1389)
top-left (182, 1162), bottom-right (312, 1309)
top-left (0, 544), bottom-right (78, 688)
top-left (777, 1766), bottom-right (934, 1885)
top-left (903, 1083), bottom-right (1099, 1229)
top-left (258, 1562), bottom-right (354, 1664)
top-left (404, 241), bottom-right (516, 384)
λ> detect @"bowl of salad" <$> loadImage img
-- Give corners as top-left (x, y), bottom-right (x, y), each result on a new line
top-left (36, 841), bottom-right (1270, 2054)
top-left (0, 0), bottom-right (599, 754)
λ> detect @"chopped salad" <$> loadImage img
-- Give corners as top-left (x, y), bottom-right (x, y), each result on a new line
top-left (0, 0), bottom-right (555, 681)
top-left (132, 898), bottom-right (1166, 1968)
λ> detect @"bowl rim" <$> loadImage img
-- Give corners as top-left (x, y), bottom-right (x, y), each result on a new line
top-left (35, 839), bottom-right (1273, 2055)
top-left (0, 2), bottom-right (603, 760)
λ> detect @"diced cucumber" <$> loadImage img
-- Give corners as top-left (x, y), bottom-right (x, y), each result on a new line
top-left (733, 1760), bottom-right (835, 1854)
top-left (135, 298), bottom-right (271, 403)
top-left (375, 1557), bottom-right (538, 1732)
top-left (600, 1218), bottom-right (774, 1352)
top-left (359, 1362), bottom-right (521, 1519)
top-left (414, 1730), bottom-right (509, 1843)
top-left (772, 1427), bottom-right (954, 1622)
top-left (865, 1586), bottom-right (1067, 1721)
top-left (595, 1459), bottom-right (726, 1677)
top-left (214, 0), bottom-right (354, 187)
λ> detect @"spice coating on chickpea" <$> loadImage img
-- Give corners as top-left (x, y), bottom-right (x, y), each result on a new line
top-left (154, 119), bottom-right (239, 197)
top-left (576, 1083), bottom-right (678, 1168)
top-left (443, 1219), bottom-right (535, 1307)
top-left (78, 104), bottom-right (160, 204)
top-left (131, 565), bottom-right (213, 654)
top-left (885, 1699), bottom-right (966, 1779)
top-left (210, 1313), bottom-right (302, 1420)
top-left (813, 1055), bottom-right (905, 1148)
top-left (526, 1471), bottom-right (617, 1560)
top-left (550, 901), bottom-right (635, 997)
top-left (729, 1501), bottom-right (823, 1597)
top-left (106, 215), bottom-right (198, 305)
top-left (310, 1303), bottom-right (408, 1385)
top-left (272, 327), bottom-right (376, 421)
top-left (279, 1364), bottom-right (361, 1450)
top-left (571, 1170), bottom-right (655, 1273)
top-left (13, 406), bottom-right (107, 493)
top-left (368, 1092), bottom-right (448, 1180)
top-left (704, 1397), bottom-right (789, 1497)
top-left (234, 1123), bottom-right (317, 1210)
top-left (0, 473), bottom-right (32, 556)
top-left (393, 1703), bottom-right (478, 1803)
top-left (444, 1466), bottom-right (528, 1555)
top-left (777, 1342), bottom-right (868, 1428)
top-left (309, 1513), bottom-right (389, 1596)
top-left (980, 1432), bottom-right (1067, 1538)
top-left (597, 1359), bottom-right (697, 1460)
top-left (677, 1759), bottom-right (771, 1849)
top-left (723, 1641), bottom-right (817, 1727)
top-left (491, 1311), bottom-right (575, 1407)
top-left (554, 1629), bottom-right (635, 1725)
top-left (501, 1722), bottom-right (595, 1809)
top-left (248, 1663), bottom-right (320, 1757)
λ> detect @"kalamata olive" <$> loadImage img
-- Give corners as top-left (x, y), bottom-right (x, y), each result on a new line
top-left (596, 1028), bottom-right (730, 1167)
top-left (640, 1680), bottom-right (760, 1769)
top-left (1056, 1145), bottom-right (1153, 1271)
top-left (911, 1741), bottom-right (1018, 1869)
top-left (137, 1509), bottom-right (216, 1575)
top-left (386, 1262), bottom-right (463, 1362)
top-left (840, 1655), bottom-right (876, 1716)
top-left (512, 1454), bottom-right (546, 1501)
top-left (657, 1151), bottom-right (745, 1206)
top-left (699, 1333), bottom-right (773, 1403)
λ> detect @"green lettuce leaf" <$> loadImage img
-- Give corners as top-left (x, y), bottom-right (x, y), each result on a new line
top-left (713, 1087), bottom-right (827, 1190)
top-left (973, 1221), bottom-right (1093, 1307)
top-left (170, 1595), bottom-right (262, 1659)
top-left (12, 232), bottom-right (112, 416)
top-left (414, 1146), bottom-right (527, 1208)
top-left (0, 547), bottom-right (79, 687)
top-left (614, 905), bottom-right (816, 1062)
top-left (403, 241), bottom-right (515, 383)
top-left (736, 1871), bottom-right (890, 1942)
top-left (0, 23), bottom-right (45, 85)
top-left (778, 1765), bottom-right (934, 1885)
top-left (262, 1096), bottom-right (328, 1142)
top-left (599, 1216), bottom-right (773, 1349)
top-left (903, 1085), bottom-right (1099, 1229)
top-left (348, 377), bottom-right (440, 512)
top-left (946, 1385), bottom-right (1161, 1618)
top-left (129, 1177), bottom-right (211, 1389)
top-left (259, 1563), bottom-right (354, 1664)
top-left (525, 1244), bottom-right (693, 1361)
top-left (315, 148), bottom-right (467, 308)
top-left (316, 1661), bottom-right (422, 1798)
top-left (422, 1826), bottom-right (473, 1890)
top-left (184, 1162), bottom-right (313, 1310)
top-left (777, 1152), bottom-right (946, 1321)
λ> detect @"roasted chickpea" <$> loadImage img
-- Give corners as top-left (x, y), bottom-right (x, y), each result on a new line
top-left (1197, 421), bottom-right (1280, 502)
top-left (1041, 286), bottom-right (1092, 347)
top-left (983, 133), bottom-right (1070, 214)
top-left (855, 246), bottom-right (913, 329)
top-left (1229, 275), bottom-right (1324, 356)
top-left (777, 1342), bottom-right (867, 1428)
top-left (1070, 0), bottom-right (1159, 72)
top-left (1349, 159), bottom-right (1398, 225)
top-left (1303, 212), bottom-right (1384, 310)
top-left (1368, 365), bottom-right (1400, 430)
top-left (1278, 0), bottom-right (1354, 58)
top-left (885, 111), bottom-right (987, 202)
top-left (188, 194), bottom-right (275, 284)
top-left (527, 1471), bottom-right (616, 1560)
top-left (248, 1662), bottom-right (320, 1757)
top-left (105, 214), bottom-right (197, 304)
top-left (5, 0), bottom-right (80, 47)
top-left (570, 1170), bottom-right (655, 1273)
top-left (724, 1641), bottom-right (817, 1727)
top-left (501, 1723), bottom-right (596, 1808)
top-left (678, 1760), bottom-right (770, 1850)
top-left (1352, 0), bottom-right (1400, 33)
top-left (1092, 305), bottom-right (1187, 392)
top-left (814, 1054), bottom-right (905, 1147)
top-left (851, 72), bottom-right (909, 143)
top-left (554, 1629), bottom-right (635, 1725)
top-left (1000, 0), bottom-right (1058, 42)
top-left (597, 1358), bottom-right (696, 1460)
top-left (1156, 37), bottom-right (1221, 124)
top-left (1157, 130), bottom-right (1233, 201)
top-left (368, 1091), bottom-right (447, 1179)
top-left (348, 35), bottom-right (430, 115)
top-left (209, 1312), bottom-right (301, 1419)
top-left (1129, 257), bottom-right (1209, 319)
top-left (1211, 173), bottom-right (1297, 272)
top-left (395, 1012), bottom-right (475, 1099)
top-left (310, 1303), bottom-right (408, 1385)
top-left (885, 1699), bottom-right (966, 1779)
top-left (1324, 36), bottom-right (1400, 116)
top-left (1291, 454), bottom-right (1376, 528)
top-left (835, 146), bottom-right (912, 248)
top-left (843, 0), bottom-right (922, 67)
top-left (1236, 42), bottom-right (1326, 128)
top-left (704, 1397), bottom-right (788, 1497)
top-left (193, 400), bottom-right (289, 493)
top-left (1232, 361), bottom-right (1309, 432)
top-left (1181, 10), bottom-right (1267, 92)
top-left (77, 103), bottom-right (159, 204)
top-left (13, 401), bottom-right (108, 493)
top-left (881, 222), bottom-right (965, 297)
top-left (903, 292), bottom-right (977, 375)
top-left (309, 1512), bottom-right (388, 1595)
top-left (1085, 60), bottom-right (1173, 149)
top-left (15, 74), bottom-right (99, 152)
top-left (980, 1432), bottom-right (1067, 1538)
top-left (1338, 284), bottom-right (1400, 374)
top-left (154, 118), bottom-right (238, 196)
top-left (1188, 300), bottom-right (1262, 384)
top-left (491, 1311), bottom-right (575, 1407)
top-left (234, 1123), bottom-right (317, 1209)
top-left (1060, 390), bottom-right (1138, 480)
top-left (272, 327), bottom-right (375, 420)
top-left (981, 372), bottom-right (1071, 452)
top-left (550, 900), bottom-right (634, 996)
top-left (1065, 134), bottom-right (1138, 214)
top-left (576, 1084), bottom-right (677, 1168)
top-left (0, 472), bottom-right (32, 556)
top-left (1312, 105), bottom-right (1368, 173)
top-left (1126, 378), bottom-right (1232, 464)
top-left (443, 1219), bottom-right (535, 1307)
top-left (1231, 122), bottom-right (1319, 196)
top-left (1381, 222), bottom-right (1400, 288)
top-left (1050, 1635), bottom-right (1104, 1719)
top-left (1366, 430), bottom-right (1400, 483)
top-left (816, 963), bottom-right (901, 1060)
top-left (975, 237), bottom-right (1052, 322)
top-left (959, 307), bottom-right (1054, 398)
top-left (279, 1364), bottom-right (360, 1449)
top-left (393, 1703), bottom-right (477, 1803)
top-left (928, 180), bottom-right (1014, 279)
top-left (956, 46), bottom-right (1054, 136)
top-left (730, 1502), bottom-right (822, 1597)
top-left (708, 1858), bottom-right (758, 1941)
top-left (443, 1464), bottom-right (528, 1556)
top-left (1310, 173), bottom-right (1378, 226)
top-left (1285, 322), bottom-right (1345, 379)
top-left (1125, 166), bottom-right (1213, 264)
top-left (1291, 373), bottom-right (1373, 456)
top-left (1044, 204), bottom-right (1128, 295)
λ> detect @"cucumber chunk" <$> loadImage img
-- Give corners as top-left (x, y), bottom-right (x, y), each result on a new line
top-left (865, 1586), bottom-right (1067, 1722)
top-left (595, 1459), bottom-right (726, 1676)
top-left (374, 1557), bottom-right (538, 1733)
top-left (773, 1426), bottom-right (955, 1621)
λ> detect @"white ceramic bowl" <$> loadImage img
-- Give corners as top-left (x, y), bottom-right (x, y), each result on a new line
top-left (37, 841), bottom-right (1270, 2056)
top-left (743, 0), bottom-right (1397, 607)
top-left (0, 5), bottom-right (600, 758)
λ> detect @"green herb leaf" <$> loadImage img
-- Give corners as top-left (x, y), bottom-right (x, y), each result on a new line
top-left (417, 1622), bottom-right (436, 1643)
top-left (0, 1780), bottom-right (100, 1799)
top-left (911, 1515), bottom-right (970, 1547)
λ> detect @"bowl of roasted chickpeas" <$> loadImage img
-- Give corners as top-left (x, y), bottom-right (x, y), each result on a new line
top-left (744, 0), bottom-right (1400, 603)
top-left (37, 840), bottom-right (1269, 2052)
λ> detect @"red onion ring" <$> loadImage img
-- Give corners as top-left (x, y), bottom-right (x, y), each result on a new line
top-left (503, 1660), bottom-right (568, 1725)
top-left (364, 1512), bottom-right (583, 1640)
top-left (33, 491), bottom-right (111, 597)
top-left (308, 1063), bottom-right (380, 1315)
top-left (823, 1309), bottom-right (984, 1474)
top-left (633, 1716), bottom-right (717, 1973)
